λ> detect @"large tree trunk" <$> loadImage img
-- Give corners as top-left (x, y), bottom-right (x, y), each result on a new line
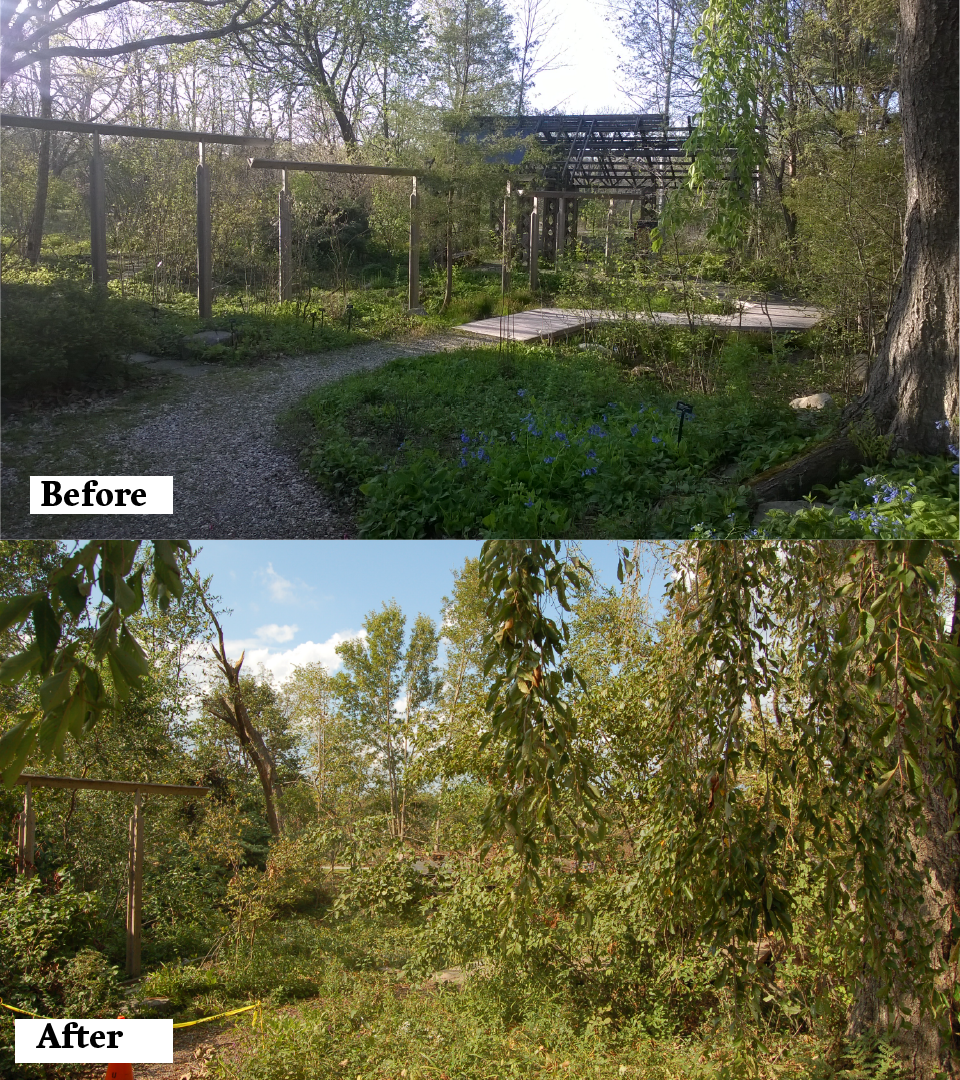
top-left (25, 50), bottom-right (51, 265)
top-left (753, 0), bottom-right (957, 502)
top-left (844, 0), bottom-right (958, 454)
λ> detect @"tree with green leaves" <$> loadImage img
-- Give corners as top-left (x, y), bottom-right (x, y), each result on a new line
top-left (678, 0), bottom-right (956, 463)
top-left (333, 602), bottom-right (439, 840)
top-left (478, 539), bottom-right (959, 1076)
top-left (0, 541), bottom-right (190, 788)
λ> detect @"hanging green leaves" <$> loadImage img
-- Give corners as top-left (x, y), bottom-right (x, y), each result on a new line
top-left (0, 539), bottom-right (191, 784)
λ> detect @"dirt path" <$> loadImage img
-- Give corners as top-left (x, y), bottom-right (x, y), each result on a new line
top-left (1, 333), bottom-right (474, 539)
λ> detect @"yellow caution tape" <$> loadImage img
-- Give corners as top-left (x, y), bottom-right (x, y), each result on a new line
top-left (2, 998), bottom-right (263, 1028)
top-left (173, 1002), bottom-right (262, 1028)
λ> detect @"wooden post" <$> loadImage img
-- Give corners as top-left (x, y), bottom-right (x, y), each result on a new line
top-left (196, 142), bottom-right (212, 319)
top-left (556, 197), bottom-right (566, 268)
top-left (501, 182), bottom-right (511, 295)
top-left (24, 783), bottom-right (35, 877)
top-left (90, 133), bottom-right (108, 285)
top-left (408, 176), bottom-right (420, 311)
top-left (278, 169), bottom-right (292, 303)
top-left (126, 790), bottom-right (143, 979)
top-left (529, 196), bottom-right (539, 291)
top-left (604, 199), bottom-right (614, 276)
top-left (16, 783), bottom-right (36, 876)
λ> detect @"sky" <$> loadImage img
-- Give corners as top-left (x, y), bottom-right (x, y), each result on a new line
top-left (189, 540), bottom-right (669, 684)
top-left (523, 0), bottom-right (635, 114)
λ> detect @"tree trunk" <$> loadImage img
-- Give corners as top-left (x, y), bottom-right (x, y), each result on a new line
top-left (197, 584), bottom-right (283, 838)
top-left (441, 191), bottom-right (454, 312)
top-left (746, 0), bottom-right (957, 502)
top-left (25, 51), bottom-right (52, 265)
top-left (845, 0), bottom-right (958, 454)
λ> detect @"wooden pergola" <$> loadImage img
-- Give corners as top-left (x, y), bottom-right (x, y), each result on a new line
top-left (13, 772), bottom-right (210, 978)
top-left (248, 157), bottom-right (423, 311)
top-left (503, 184), bottom-right (647, 290)
top-left (0, 113), bottom-right (271, 318)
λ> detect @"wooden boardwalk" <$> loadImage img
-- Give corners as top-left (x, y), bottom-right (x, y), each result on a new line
top-left (456, 301), bottom-right (824, 342)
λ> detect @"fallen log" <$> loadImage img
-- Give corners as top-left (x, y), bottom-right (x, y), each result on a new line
top-left (747, 436), bottom-right (866, 503)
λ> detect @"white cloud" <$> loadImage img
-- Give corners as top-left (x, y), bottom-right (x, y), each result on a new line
top-left (255, 623), bottom-right (298, 643)
top-left (222, 630), bottom-right (365, 685)
top-left (256, 562), bottom-right (312, 604)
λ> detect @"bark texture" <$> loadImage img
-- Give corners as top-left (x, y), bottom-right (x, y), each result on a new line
top-left (846, 0), bottom-right (959, 453)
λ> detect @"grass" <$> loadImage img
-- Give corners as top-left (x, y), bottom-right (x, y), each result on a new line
top-left (128, 913), bottom-right (908, 1080)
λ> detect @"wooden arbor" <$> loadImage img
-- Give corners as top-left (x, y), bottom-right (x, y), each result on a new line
top-left (13, 772), bottom-right (211, 978)
top-left (248, 158), bottom-right (423, 311)
top-left (0, 114), bottom-right (271, 318)
top-left (503, 186), bottom-right (652, 290)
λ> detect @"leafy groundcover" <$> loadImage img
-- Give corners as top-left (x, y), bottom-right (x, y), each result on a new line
top-left (301, 345), bottom-right (957, 538)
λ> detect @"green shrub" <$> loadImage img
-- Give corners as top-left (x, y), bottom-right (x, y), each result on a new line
top-left (1, 277), bottom-right (148, 396)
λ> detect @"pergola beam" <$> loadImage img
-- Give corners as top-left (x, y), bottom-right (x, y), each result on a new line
top-left (0, 113), bottom-right (271, 146)
top-left (250, 157), bottom-right (424, 311)
top-left (521, 190), bottom-right (646, 200)
top-left (249, 157), bottom-right (419, 177)
top-left (15, 772), bottom-right (212, 795)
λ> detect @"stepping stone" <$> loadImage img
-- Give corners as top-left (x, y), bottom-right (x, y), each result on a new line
top-left (126, 352), bottom-right (161, 364)
top-left (789, 392), bottom-right (834, 410)
top-left (188, 330), bottom-right (233, 346)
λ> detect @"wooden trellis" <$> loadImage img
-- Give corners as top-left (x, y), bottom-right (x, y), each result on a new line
top-left (248, 157), bottom-right (422, 311)
top-left (0, 113), bottom-right (271, 318)
top-left (504, 185), bottom-right (647, 289)
top-left (13, 772), bottom-right (210, 978)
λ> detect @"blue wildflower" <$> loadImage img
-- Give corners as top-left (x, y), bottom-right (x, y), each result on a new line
top-left (587, 423), bottom-right (607, 437)
top-left (544, 456), bottom-right (555, 464)
top-left (581, 467), bottom-right (599, 476)
top-left (460, 431), bottom-right (470, 444)
top-left (652, 435), bottom-right (662, 444)
top-left (518, 389), bottom-right (527, 397)
top-left (949, 444), bottom-right (959, 457)
top-left (630, 424), bottom-right (639, 436)
top-left (553, 431), bottom-right (569, 442)
top-left (585, 449), bottom-right (597, 459)
top-left (525, 499), bottom-right (535, 507)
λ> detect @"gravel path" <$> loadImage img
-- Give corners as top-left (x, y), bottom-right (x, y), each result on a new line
top-left (1, 333), bottom-right (474, 539)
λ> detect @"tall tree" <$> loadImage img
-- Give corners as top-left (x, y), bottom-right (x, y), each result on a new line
top-left (1, 0), bottom-right (270, 86)
top-left (610, 0), bottom-right (702, 121)
top-left (196, 588), bottom-right (285, 838)
top-left (424, 0), bottom-right (519, 114)
top-left (685, 0), bottom-right (957, 474)
top-left (334, 602), bottom-right (438, 840)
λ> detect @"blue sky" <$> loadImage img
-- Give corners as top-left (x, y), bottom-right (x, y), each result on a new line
top-left (189, 541), bottom-right (668, 683)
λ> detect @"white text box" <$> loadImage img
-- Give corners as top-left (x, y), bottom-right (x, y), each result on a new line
top-left (15, 1018), bottom-right (173, 1063)
top-left (30, 476), bottom-right (173, 514)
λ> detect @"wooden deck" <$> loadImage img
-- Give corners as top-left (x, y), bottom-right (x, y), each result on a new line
top-left (456, 301), bottom-right (824, 342)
